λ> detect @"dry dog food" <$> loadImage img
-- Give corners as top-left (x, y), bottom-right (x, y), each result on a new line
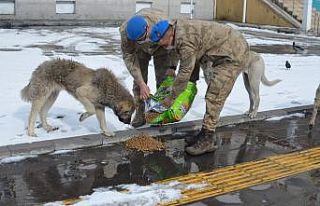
top-left (125, 133), bottom-right (164, 152)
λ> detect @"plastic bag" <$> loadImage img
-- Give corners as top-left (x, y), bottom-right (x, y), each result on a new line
top-left (145, 76), bottom-right (197, 125)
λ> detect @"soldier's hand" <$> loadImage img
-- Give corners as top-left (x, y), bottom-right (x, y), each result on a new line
top-left (139, 82), bottom-right (150, 100)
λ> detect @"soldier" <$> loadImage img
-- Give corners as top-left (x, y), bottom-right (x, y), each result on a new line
top-left (120, 8), bottom-right (178, 127)
top-left (149, 19), bottom-right (250, 156)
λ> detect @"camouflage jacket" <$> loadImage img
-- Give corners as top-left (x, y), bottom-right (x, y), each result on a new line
top-left (119, 8), bottom-right (167, 83)
top-left (171, 19), bottom-right (250, 97)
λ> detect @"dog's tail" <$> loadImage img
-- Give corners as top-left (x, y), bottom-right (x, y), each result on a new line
top-left (21, 83), bottom-right (32, 102)
top-left (261, 72), bottom-right (281, 87)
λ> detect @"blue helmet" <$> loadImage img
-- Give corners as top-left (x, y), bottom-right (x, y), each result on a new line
top-left (149, 20), bottom-right (170, 43)
top-left (126, 15), bottom-right (147, 41)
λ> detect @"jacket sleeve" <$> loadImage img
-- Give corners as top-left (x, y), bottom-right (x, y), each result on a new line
top-left (120, 27), bottom-right (144, 84)
top-left (172, 44), bottom-right (197, 98)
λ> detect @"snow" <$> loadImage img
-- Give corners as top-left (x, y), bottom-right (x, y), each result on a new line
top-left (50, 149), bottom-right (74, 155)
top-left (44, 181), bottom-right (207, 206)
top-left (266, 113), bottom-right (305, 121)
top-left (0, 155), bottom-right (37, 164)
top-left (0, 26), bottom-right (319, 148)
top-left (229, 23), bottom-right (320, 41)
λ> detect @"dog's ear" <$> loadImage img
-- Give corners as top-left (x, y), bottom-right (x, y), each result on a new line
top-left (117, 100), bottom-right (134, 112)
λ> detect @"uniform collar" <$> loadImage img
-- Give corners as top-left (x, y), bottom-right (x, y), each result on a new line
top-left (169, 20), bottom-right (177, 49)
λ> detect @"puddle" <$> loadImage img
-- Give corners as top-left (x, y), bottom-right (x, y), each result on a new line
top-left (0, 114), bottom-right (319, 205)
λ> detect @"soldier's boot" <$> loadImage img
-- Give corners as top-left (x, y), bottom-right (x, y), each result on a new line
top-left (185, 134), bottom-right (199, 146)
top-left (131, 103), bottom-right (146, 128)
top-left (185, 128), bottom-right (218, 156)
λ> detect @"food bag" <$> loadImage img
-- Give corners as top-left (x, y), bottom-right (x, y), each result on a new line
top-left (145, 76), bottom-right (197, 125)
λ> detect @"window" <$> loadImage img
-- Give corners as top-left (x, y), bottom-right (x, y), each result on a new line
top-left (56, 0), bottom-right (75, 14)
top-left (136, 2), bottom-right (152, 13)
top-left (0, 0), bottom-right (15, 15)
top-left (180, 2), bottom-right (194, 14)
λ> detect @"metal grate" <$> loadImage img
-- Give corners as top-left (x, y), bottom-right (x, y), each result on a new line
top-left (160, 147), bottom-right (320, 205)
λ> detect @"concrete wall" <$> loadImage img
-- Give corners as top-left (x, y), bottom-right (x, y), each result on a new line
top-left (1, 0), bottom-right (133, 20)
top-left (216, 0), bottom-right (243, 22)
top-left (246, 0), bottom-right (293, 27)
top-left (0, 0), bottom-right (213, 25)
top-left (214, 0), bottom-right (298, 27)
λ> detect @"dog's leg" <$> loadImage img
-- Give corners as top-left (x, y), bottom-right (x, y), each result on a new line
top-left (249, 83), bottom-right (260, 119)
top-left (40, 91), bottom-right (59, 133)
top-left (310, 85), bottom-right (320, 129)
top-left (76, 86), bottom-right (96, 122)
top-left (27, 97), bottom-right (47, 137)
top-left (247, 58), bottom-right (264, 119)
top-left (79, 100), bottom-right (95, 122)
top-left (95, 105), bottom-right (115, 137)
top-left (243, 73), bottom-right (254, 116)
top-left (309, 105), bottom-right (318, 129)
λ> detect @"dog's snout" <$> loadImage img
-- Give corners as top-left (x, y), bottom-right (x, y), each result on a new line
top-left (119, 117), bottom-right (131, 124)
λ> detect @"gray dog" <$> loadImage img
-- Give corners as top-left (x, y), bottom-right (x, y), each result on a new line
top-left (21, 59), bottom-right (135, 137)
top-left (243, 51), bottom-right (281, 118)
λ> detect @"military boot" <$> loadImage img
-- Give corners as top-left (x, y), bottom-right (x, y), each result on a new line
top-left (185, 128), bottom-right (218, 156)
top-left (184, 131), bottom-right (200, 146)
top-left (131, 103), bottom-right (146, 128)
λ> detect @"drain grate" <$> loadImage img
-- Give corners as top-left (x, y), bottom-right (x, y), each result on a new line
top-left (160, 147), bottom-right (320, 205)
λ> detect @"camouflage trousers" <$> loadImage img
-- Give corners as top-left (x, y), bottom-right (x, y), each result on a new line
top-left (315, 84), bottom-right (320, 108)
top-left (201, 62), bottom-right (244, 131)
top-left (133, 49), bottom-right (178, 112)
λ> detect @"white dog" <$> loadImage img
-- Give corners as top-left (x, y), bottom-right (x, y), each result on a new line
top-left (243, 51), bottom-right (281, 118)
top-left (309, 84), bottom-right (320, 129)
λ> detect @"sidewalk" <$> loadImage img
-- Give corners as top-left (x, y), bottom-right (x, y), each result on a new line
top-left (0, 105), bottom-right (313, 159)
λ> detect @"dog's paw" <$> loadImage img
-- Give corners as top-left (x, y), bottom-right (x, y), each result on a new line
top-left (102, 130), bottom-right (115, 137)
top-left (27, 131), bottom-right (37, 137)
top-left (309, 124), bottom-right (314, 130)
top-left (44, 125), bottom-right (59, 133)
top-left (309, 120), bottom-right (315, 130)
top-left (79, 112), bottom-right (92, 122)
top-left (248, 112), bottom-right (257, 119)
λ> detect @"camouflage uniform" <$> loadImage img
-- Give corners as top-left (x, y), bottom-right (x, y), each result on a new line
top-left (120, 8), bottom-right (178, 121)
top-left (315, 84), bottom-right (320, 108)
top-left (171, 19), bottom-right (250, 131)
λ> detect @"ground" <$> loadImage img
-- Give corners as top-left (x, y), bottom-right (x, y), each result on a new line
top-left (0, 113), bottom-right (319, 205)
top-left (0, 24), bottom-right (320, 205)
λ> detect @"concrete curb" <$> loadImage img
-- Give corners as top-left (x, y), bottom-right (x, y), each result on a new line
top-left (0, 105), bottom-right (312, 159)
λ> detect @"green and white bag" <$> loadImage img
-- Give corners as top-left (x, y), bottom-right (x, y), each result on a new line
top-left (145, 76), bottom-right (197, 125)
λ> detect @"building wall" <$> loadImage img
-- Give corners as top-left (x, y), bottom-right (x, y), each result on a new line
top-left (2, 0), bottom-right (134, 20)
top-left (0, 0), bottom-right (213, 24)
top-left (246, 0), bottom-right (293, 27)
top-left (214, 0), bottom-right (297, 27)
top-left (216, 0), bottom-right (243, 22)
top-left (15, 0), bottom-right (56, 19)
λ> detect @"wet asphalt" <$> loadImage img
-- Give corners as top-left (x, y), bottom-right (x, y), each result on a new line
top-left (0, 111), bottom-right (318, 205)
